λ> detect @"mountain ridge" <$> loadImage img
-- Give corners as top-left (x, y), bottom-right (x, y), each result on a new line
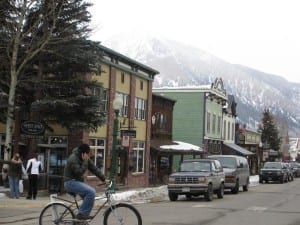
top-left (102, 33), bottom-right (300, 136)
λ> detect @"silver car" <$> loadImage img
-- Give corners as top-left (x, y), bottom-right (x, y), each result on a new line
top-left (208, 155), bottom-right (250, 194)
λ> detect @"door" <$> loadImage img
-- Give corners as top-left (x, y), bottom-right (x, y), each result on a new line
top-left (48, 148), bottom-right (66, 193)
top-left (116, 149), bottom-right (128, 185)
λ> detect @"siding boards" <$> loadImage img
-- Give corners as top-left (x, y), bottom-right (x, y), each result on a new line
top-left (157, 92), bottom-right (204, 147)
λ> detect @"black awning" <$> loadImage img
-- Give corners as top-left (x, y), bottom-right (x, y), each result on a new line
top-left (223, 143), bottom-right (254, 156)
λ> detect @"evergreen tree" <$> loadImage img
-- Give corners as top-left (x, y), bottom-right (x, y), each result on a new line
top-left (0, 0), bottom-right (105, 160)
top-left (260, 109), bottom-right (281, 151)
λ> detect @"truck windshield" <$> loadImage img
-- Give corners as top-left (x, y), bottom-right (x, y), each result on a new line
top-left (180, 162), bottom-right (211, 172)
top-left (263, 162), bottom-right (281, 169)
top-left (214, 157), bottom-right (236, 169)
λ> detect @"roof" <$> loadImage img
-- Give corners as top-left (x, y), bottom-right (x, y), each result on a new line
top-left (223, 142), bottom-right (254, 156)
top-left (151, 140), bottom-right (203, 154)
top-left (182, 158), bottom-right (217, 162)
top-left (152, 93), bottom-right (177, 102)
top-left (99, 44), bottom-right (159, 75)
top-left (208, 154), bottom-right (245, 159)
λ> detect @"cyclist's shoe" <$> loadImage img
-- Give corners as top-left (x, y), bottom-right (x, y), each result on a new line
top-left (76, 213), bottom-right (93, 220)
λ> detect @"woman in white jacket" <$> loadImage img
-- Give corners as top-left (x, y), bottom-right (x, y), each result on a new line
top-left (26, 153), bottom-right (42, 200)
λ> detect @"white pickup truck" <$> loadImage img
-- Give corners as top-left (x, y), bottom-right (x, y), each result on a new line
top-left (167, 158), bottom-right (225, 201)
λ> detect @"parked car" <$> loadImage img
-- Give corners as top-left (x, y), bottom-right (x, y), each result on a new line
top-left (208, 155), bottom-right (250, 194)
top-left (289, 162), bottom-right (300, 177)
top-left (167, 159), bottom-right (225, 201)
top-left (259, 162), bottom-right (288, 183)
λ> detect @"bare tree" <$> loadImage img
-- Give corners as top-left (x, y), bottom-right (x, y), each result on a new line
top-left (1, 1), bottom-right (105, 187)
top-left (1, 0), bottom-right (65, 162)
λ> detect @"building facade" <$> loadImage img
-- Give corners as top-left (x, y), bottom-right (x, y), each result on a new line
top-left (0, 44), bottom-right (159, 191)
top-left (153, 78), bottom-right (228, 155)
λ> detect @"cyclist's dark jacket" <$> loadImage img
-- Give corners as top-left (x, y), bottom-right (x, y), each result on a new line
top-left (64, 147), bottom-right (105, 182)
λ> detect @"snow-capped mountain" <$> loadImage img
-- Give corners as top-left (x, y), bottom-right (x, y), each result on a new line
top-left (103, 32), bottom-right (300, 136)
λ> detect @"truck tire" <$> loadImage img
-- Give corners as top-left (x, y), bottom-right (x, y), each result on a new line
top-left (216, 183), bottom-right (224, 199)
top-left (204, 184), bottom-right (213, 201)
top-left (168, 192), bottom-right (178, 201)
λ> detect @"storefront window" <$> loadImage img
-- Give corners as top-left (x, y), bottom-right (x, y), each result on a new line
top-left (89, 138), bottom-right (106, 175)
top-left (132, 141), bottom-right (145, 173)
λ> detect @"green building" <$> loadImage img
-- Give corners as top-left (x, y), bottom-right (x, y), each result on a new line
top-left (153, 78), bottom-right (228, 156)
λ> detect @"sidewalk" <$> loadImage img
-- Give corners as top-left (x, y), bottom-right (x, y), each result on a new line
top-left (0, 185), bottom-right (9, 198)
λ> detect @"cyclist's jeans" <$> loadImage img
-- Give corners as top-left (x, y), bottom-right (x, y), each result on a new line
top-left (64, 180), bottom-right (96, 216)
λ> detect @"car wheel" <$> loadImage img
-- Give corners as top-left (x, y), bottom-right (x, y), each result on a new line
top-left (285, 175), bottom-right (288, 183)
top-left (231, 181), bottom-right (239, 194)
top-left (205, 184), bottom-right (213, 201)
top-left (185, 194), bottom-right (192, 200)
top-left (216, 183), bottom-right (224, 199)
top-left (280, 177), bottom-right (284, 183)
top-left (168, 192), bottom-right (178, 201)
top-left (259, 178), bottom-right (263, 184)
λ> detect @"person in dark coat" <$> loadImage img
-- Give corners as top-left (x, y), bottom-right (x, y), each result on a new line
top-left (64, 143), bottom-right (106, 220)
top-left (0, 153), bottom-right (23, 198)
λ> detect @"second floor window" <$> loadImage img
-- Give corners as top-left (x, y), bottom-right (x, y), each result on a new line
top-left (121, 72), bottom-right (125, 83)
top-left (116, 92), bottom-right (129, 117)
top-left (223, 120), bottom-right (226, 139)
top-left (217, 116), bottom-right (221, 135)
top-left (227, 121), bottom-right (230, 140)
top-left (140, 80), bottom-right (143, 90)
top-left (135, 97), bottom-right (146, 120)
top-left (155, 113), bottom-right (167, 129)
top-left (212, 114), bottom-right (216, 134)
top-left (232, 123), bottom-right (235, 141)
top-left (206, 112), bottom-right (211, 134)
top-left (92, 87), bottom-right (108, 113)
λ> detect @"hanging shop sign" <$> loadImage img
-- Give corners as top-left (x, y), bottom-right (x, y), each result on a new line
top-left (121, 130), bottom-right (136, 138)
top-left (21, 120), bottom-right (45, 137)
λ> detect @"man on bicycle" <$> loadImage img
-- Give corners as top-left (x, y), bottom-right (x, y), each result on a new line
top-left (64, 143), bottom-right (106, 220)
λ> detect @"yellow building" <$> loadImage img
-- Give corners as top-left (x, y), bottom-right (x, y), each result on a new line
top-left (0, 45), bottom-right (159, 191)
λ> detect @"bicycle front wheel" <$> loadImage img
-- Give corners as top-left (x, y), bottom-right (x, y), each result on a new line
top-left (39, 202), bottom-right (75, 225)
top-left (103, 203), bottom-right (142, 225)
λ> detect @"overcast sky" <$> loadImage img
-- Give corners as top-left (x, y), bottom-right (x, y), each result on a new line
top-left (89, 0), bottom-right (300, 84)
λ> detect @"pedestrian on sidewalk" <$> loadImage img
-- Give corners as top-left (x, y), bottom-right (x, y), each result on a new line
top-left (26, 153), bottom-right (43, 200)
top-left (0, 152), bottom-right (23, 199)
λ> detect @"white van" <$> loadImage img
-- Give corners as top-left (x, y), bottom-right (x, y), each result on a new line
top-left (208, 155), bottom-right (250, 194)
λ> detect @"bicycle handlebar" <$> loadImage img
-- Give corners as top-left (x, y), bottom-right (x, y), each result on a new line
top-left (97, 180), bottom-right (113, 189)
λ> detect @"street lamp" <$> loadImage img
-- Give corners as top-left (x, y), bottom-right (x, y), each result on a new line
top-left (258, 142), bottom-right (263, 169)
top-left (109, 96), bottom-right (123, 191)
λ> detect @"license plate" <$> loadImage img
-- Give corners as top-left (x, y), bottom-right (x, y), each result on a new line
top-left (182, 187), bottom-right (190, 192)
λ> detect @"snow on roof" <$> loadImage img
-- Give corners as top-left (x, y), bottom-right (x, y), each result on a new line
top-left (160, 141), bottom-right (203, 152)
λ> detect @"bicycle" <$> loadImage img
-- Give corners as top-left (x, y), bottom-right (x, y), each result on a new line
top-left (39, 181), bottom-right (142, 225)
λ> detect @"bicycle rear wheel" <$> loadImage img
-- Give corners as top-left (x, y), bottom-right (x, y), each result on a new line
top-left (39, 202), bottom-right (75, 225)
top-left (103, 203), bottom-right (142, 225)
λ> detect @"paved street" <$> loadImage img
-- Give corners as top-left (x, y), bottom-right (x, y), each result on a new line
top-left (0, 184), bottom-right (167, 225)
top-left (0, 176), bottom-right (258, 224)
top-left (0, 195), bottom-right (48, 224)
